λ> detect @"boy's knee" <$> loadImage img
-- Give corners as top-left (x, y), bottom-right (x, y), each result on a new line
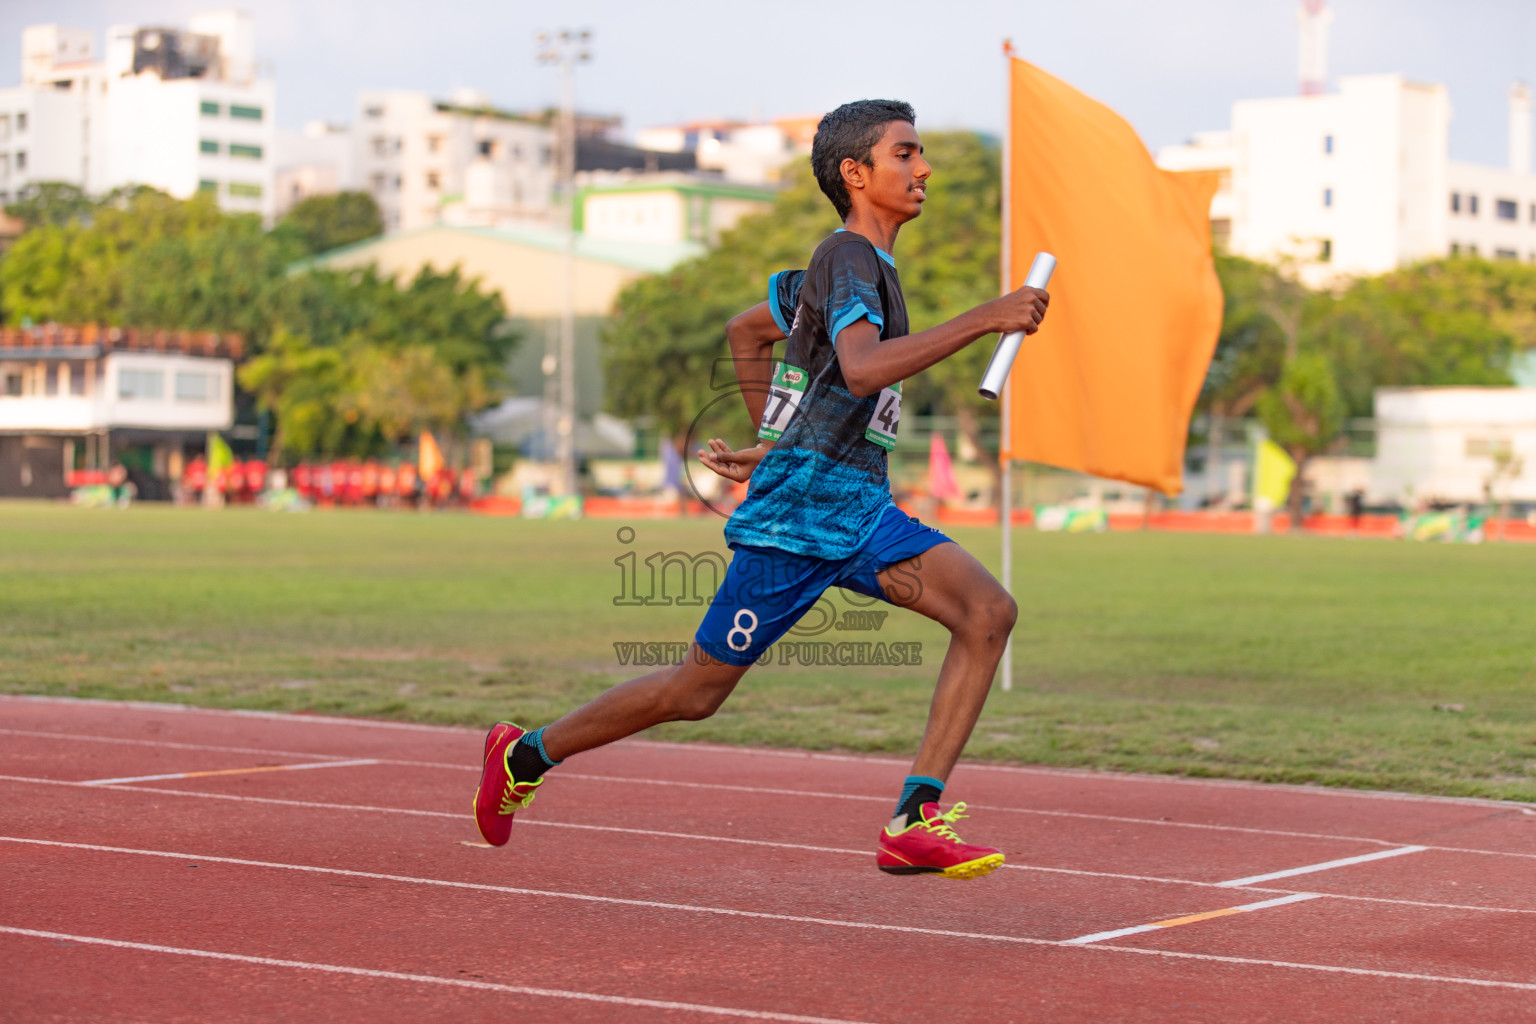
top-left (996, 592), bottom-right (1019, 631)
top-left (661, 673), bottom-right (734, 721)
top-left (963, 589), bottom-right (1016, 643)
top-left (671, 688), bottom-right (729, 721)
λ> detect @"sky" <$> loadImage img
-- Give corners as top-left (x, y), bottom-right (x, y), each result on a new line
top-left (4, 0), bottom-right (1535, 166)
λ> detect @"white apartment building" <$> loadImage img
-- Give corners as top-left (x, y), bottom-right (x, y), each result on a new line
top-left (1158, 75), bottom-right (1536, 285)
top-left (354, 89), bottom-right (556, 233)
top-left (0, 14), bottom-right (275, 221)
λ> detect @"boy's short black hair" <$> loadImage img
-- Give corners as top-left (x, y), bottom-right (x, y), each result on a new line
top-left (811, 100), bottom-right (916, 220)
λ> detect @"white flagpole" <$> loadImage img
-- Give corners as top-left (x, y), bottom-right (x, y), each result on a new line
top-left (999, 40), bottom-right (1015, 693)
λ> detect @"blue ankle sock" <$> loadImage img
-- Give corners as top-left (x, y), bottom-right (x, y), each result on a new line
top-left (895, 775), bottom-right (944, 824)
top-left (506, 726), bottom-right (561, 782)
top-left (524, 726), bottom-right (561, 768)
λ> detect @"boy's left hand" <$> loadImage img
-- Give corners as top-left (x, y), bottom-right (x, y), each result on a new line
top-left (697, 439), bottom-right (770, 483)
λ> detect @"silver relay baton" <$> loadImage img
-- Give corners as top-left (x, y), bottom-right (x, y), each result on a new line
top-left (978, 252), bottom-right (1056, 401)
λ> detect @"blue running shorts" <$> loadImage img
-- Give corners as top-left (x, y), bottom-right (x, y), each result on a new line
top-left (695, 504), bottom-right (952, 666)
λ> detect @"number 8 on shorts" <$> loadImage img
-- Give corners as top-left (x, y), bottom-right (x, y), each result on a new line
top-left (726, 609), bottom-right (759, 652)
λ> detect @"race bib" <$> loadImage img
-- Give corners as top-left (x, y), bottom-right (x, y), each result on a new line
top-left (864, 381), bottom-right (902, 450)
top-left (757, 362), bottom-right (808, 441)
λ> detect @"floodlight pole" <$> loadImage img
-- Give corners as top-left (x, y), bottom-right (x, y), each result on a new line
top-left (538, 29), bottom-right (591, 496)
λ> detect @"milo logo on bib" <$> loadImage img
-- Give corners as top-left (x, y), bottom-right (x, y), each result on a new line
top-left (757, 362), bottom-right (808, 442)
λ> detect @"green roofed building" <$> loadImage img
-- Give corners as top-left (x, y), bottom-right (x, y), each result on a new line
top-left (574, 174), bottom-right (777, 248)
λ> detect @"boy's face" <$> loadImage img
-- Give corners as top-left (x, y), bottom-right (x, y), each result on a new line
top-left (846, 120), bottom-right (931, 222)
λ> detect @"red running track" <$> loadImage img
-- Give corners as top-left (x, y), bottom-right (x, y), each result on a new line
top-left (2, 695), bottom-right (1534, 1023)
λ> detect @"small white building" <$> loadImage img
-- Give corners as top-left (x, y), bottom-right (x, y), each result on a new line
top-left (1371, 388), bottom-right (1536, 505)
top-left (0, 324), bottom-right (238, 498)
top-left (354, 89), bottom-right (556, 233)
top-left (0, 14), bottom-right (276, 220)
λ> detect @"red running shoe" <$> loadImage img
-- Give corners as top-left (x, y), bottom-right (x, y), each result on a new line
top-left (876, 801), bottom-right (1004, 879)
top-left (473, 721), bottom-right (543, 846)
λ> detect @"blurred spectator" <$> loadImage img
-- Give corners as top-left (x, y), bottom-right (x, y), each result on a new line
top-left (182, 456), bottom-right (208, 505)
top-left (1346, 489), bottom-right (1364, 531)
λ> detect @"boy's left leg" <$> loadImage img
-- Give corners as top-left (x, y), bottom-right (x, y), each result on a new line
top-left (876, 541), bottom-right (1016, 784)
top-left (858, 538), bottom-right (1017, 878)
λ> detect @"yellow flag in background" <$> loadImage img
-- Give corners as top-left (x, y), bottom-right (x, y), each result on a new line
top-left (207, 432), bottom-right (234, 475)
top-left (418, 431), bottom-right (444, 480)
top-left (1003, 59), bottom-right (1223, 495)
top-left (1253, 439), bottom-right (1297, 510)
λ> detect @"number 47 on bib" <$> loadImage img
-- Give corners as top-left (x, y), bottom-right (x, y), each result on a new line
top-left (864, 381), bottom-right (901, 451)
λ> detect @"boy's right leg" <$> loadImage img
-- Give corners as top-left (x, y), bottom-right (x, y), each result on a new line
top-left (474, 647), bottom-right (748, 845)
top-left (540, 647), bottom-right (751, 761)
top-left (475, 542), bottom-right (841, 846)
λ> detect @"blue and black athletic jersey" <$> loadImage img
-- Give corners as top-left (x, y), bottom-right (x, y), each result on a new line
top-left (725, 230), bottom-right (909, 559)
top-left (767, 269), bottom-right (805, 336)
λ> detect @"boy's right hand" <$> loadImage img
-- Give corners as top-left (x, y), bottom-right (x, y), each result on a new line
top-left (697, 439), bottom-right (770, 484)
top-left (989, 285), bottom-right (1050, 336)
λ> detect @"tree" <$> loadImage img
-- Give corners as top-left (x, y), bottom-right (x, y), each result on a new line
top-left (348, 344), bottom-right (493, 444)
top-left (122, 215), bottom-right (288, 342)
top-left (1200, 254), bottom-right (1300, 421)
top-left (1318, 257), bottom-right (1532, 416)
top-left (0, 183), bottom-right (512, 459)
top-left (1255, 350), bottom-right (1346, 522)
top-left (0, 187), bottom-right (230, 326)
top-left (271, 192), bottom-right (384, 257)
top-left (4, 182), bottom-right (96, 230)
top-left (237, 328), bottom-right (354, 458)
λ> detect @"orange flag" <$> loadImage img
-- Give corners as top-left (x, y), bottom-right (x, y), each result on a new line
top-left (418, 430), bottom-right (444, 480)
top-left (1003, 58), bottom-right (1222, 495)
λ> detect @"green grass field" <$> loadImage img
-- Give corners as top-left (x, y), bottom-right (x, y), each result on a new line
top-left (2, 501), bottom-right (1533, 801)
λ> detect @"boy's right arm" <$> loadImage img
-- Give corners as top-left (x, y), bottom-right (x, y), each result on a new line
top-left (725, 300), bottom-right (784, 432)
top-left (695, 301), bottom-right (783, 486)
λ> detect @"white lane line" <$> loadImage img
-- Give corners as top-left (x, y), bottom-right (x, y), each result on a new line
top-left (0, 834), bottom-right (1100, 946)
top-left (1218, 846), bottom-right (1430, 887)
top-left (0, 925), bottom-right (870, 1024)
top-left (0, 694), bottom-right (464, 733)
top-left (9, 694), bottom-right (1534, 815)
top-left (3, 774), bottom-right (1535, 918)
top-left (0, 727), bottom-right (361, 762)
top-left (630, 737), bottom-right (1536, 812)
top-left (1082, 942), bottom-right (1536, 992)
top-left (77, 759), bottom-right (379, 787)
top-left (556, 774), bottom-right (1431, 850)
top-left (1065, 894), bottom-right (1324, 945)
top-left (6, 723), bottom-right (1530, 858)
top-left (5, 839), bottom-right (1536, 994)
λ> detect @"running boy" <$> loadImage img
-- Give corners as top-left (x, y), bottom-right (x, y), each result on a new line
top-left (475, 99), bottom-right (1049, 879)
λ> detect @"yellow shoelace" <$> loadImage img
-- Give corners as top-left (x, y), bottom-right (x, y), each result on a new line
top-left (921, 801), bottom-right (971, 843)
top-left (499, 776), bottom-right (541, 815)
